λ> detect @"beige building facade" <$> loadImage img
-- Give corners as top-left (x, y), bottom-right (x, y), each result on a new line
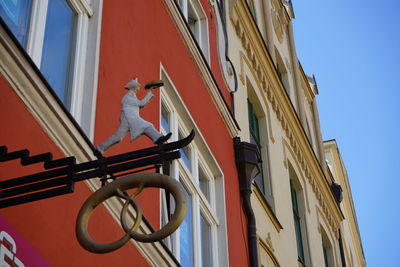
top-left (224, 0), bottom-right (366, 266)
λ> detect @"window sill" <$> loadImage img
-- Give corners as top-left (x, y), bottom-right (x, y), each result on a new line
top-left (253, 185), bottom-right (283, 232)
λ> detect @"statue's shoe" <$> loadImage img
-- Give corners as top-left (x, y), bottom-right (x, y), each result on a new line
top-left (94, 147), bottom-right (104, 158)
top-left (155, 132), bottom-right (172, 145)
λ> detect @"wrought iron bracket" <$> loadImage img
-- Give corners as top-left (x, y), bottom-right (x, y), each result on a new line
top-left (0, 130), bottom-right (195, 209)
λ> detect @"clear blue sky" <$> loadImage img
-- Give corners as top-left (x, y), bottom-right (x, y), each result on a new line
top-left (292, 1), bottom-right (400, 266)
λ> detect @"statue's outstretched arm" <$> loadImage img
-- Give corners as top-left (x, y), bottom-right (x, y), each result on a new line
top-left (138, 91), bottom-right (154, 108)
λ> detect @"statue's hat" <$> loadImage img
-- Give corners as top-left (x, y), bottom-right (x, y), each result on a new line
top-left (124, 78), bottom-right (141, 90)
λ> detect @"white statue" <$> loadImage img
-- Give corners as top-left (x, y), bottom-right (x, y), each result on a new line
top-left (95, 78), bottom-right (171, 156)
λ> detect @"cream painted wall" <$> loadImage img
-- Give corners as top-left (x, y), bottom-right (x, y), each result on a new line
top-left (226, 0), bottom-right (364, 266)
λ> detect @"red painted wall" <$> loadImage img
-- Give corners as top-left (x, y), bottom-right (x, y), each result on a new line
top-left (96, 0), bottom-right (247, 266)
top-left (0, 76), bottom-right (150, 267)
top-left (1, 0), bottom-right (247, 265)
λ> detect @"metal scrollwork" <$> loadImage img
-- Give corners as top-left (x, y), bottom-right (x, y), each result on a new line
top-left (76, 173), bottom-right (187, 254)
top-left (0, 131), bottom-right (194, 253)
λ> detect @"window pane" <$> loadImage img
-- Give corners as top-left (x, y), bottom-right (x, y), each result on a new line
top-left (0, 0), bottom-right (32, 47)
top-left (294, 215), bottom-right (305, 262)
top-left (180, 189), bottom-right (194, 266)
top-left (161, 102), bottom-right (170, 132)
top-left (248, 101), bottom-right (260, 145)
top-left (40, 0), bottom-right (75, 104)
top-left (187, 2), bottom-right (199, 39)
top-left (253, 163), bottom-right (265, 193)
top-left (200, 215), bottom-right (212, 267)
top-left (179, 132), bottom-right (191, 170)
top-left (290, 182), bottom-right (305, 262)
top-left (198, 165), bottom-right (210, 202)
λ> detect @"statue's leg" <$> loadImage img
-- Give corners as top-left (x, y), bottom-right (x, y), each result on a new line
top-left (143, 125), bottom-right (172, 145)
top-left (143, 125), bottom-right (162, 143)
top-left (97, 115), bottom-right (129, 153)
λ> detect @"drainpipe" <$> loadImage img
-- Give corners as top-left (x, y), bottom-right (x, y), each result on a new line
top-left (234, 137), bottom-right (261, 267)
top-left (215, 0), bottom-right (238, 116)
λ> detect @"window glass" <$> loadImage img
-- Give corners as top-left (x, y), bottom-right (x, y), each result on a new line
top-left (161, 102), bottom-right (170, 132)
top-left (179, 131), bottom-right (191, 170)
top-left (198, 165), bottom-right (210, 201)
top-left (248, 100), bottom-right (265, 193)
top-left (188, 2), bottom-right (199, 39)
top-left (248, 101), bottom-right (260, 145)
top-left (0, 0), bottom-right (32, 47)
top-left (40, 0), bottom-right (75, 104)
top-left (180, 188), bottom-right (194, 266)
top-left (290, 181), bottom-right (305, 263)
top-left (200, 214), bottom-right (212, 267)
top-left (177, 0), bottom-right (209, 62)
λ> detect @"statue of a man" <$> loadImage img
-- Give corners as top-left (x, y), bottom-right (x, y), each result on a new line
top-left (95, 78), bottom-right (171, 156)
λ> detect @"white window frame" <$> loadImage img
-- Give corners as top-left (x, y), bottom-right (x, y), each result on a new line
top-left (320, 225), bottom-right (336, 267)
top-left (23, 0), bottom-right (100, 138)
top-left (247, 78), bottom-right (274, 208)
top-left (177, 0), bottom-right (210, 63)
top-left (288, 163), bottom-right (312, 267)
top-left (159, 66), bottom-right (228, 267)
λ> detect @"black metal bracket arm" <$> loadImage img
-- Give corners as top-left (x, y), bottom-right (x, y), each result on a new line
top-left (0, 130), bottom-right (195, 209)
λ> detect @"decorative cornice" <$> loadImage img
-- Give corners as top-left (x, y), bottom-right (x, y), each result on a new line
top-left (163, 0), bottom-right (240, 137)
top-left (231, 0), bottom-right (343, 235)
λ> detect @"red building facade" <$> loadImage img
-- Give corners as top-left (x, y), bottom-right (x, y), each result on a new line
top-left (0, 1), bottom-right (247, 266)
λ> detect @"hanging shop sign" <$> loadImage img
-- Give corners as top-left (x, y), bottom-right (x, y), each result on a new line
top-left (0, 78), bottom-right (193, 253)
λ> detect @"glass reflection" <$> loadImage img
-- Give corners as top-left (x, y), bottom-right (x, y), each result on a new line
top-left (40, 0), bottom-right (75, 104)
top-left (0, 0), bottom-right (32, 47)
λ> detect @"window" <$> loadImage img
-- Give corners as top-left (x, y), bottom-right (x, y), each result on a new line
top-left (180, 186), bottom-right (194, 266)
top-left (1, 0), bottom-right (77, 105)
top-left (248, 100), bottom-right (264, 192)
top-left (179, 130), bottom-right (192, 170)
top-left (40, 0), bottom-right (75, 104)
top-left (177, 0), bottom-right (210, 62)
top-left (275, 52), bottom-right (290, 95)
top-left (0, 0), bottom-right (99, 136)
top-left (159, 69), bottom-right (228, 266)
top-left (290, 180), bottom-right (305, 264)
top-left (161, 104), bottom-right (216, 267)
top-left (247, 96), bottom-right (274, 207)
top-left (198, 163), bottom-right (210, 202)
top-left (0, 0), bottom-right (33, 47)
top-left (161, 101), bottom-right (170, 133)
top-left (321, 227), bottom-right (334, 267)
